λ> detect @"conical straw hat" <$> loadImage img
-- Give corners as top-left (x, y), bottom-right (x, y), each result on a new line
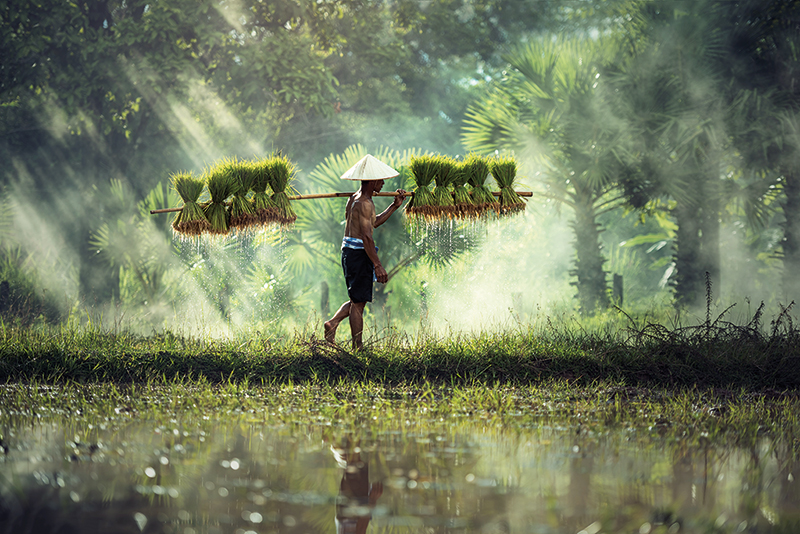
top-left (340, 154), bottom-right (400, 181)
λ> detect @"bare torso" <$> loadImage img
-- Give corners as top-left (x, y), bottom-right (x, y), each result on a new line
top-left (344, 192), bottom-right (376, 240)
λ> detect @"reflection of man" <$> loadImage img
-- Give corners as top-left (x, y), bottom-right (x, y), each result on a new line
top-left (324, 154), bottom-right (407, 350)
top-left (332, 439), bottom-right (383, 534)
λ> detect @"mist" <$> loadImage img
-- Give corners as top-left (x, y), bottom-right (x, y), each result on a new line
top-left (1, 0), bottom-right (798, 338)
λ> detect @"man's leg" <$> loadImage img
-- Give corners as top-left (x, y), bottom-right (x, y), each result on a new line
top-left (324, 301), bottom-right (351, 343)
top-left (349, 301), bottom-right (367, 350)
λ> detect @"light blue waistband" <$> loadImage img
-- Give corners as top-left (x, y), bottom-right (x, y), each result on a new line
top-left (342, 237), bottom-right (364, 250)
top-left (342, 237), bottom-right (378, 251)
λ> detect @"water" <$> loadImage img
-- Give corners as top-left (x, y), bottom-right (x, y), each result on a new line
top-left (2, 411), bottom-right (798, 533)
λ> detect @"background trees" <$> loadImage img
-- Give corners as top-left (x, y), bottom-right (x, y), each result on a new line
top-left (719, 0), bottom-right (800, 301)
top-left (605, 0), bottom-right (800, 308)
top-left (1, 0), bottom-right (798, 329)
top-left (604, 0), bottom-right (736, 308)
top-left (2, 0), bottom-right (543, 320)
top-left (462, 37), bottom-right (627, 313)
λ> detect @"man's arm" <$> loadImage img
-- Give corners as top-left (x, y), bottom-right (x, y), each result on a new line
top-left (354, 202), bottom-right (388, 284)
top-left (374, 190), bottom-right (407, 228)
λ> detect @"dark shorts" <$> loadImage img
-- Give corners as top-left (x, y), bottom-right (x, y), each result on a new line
top-left (342, 248), bottom-right (373, 303)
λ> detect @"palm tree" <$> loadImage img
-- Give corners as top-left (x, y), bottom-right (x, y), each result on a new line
top-left (721, 0), bottom-right (800, 301)
top-left (462, 37), bottom-right (627, 313)
top-left (89, 180), bottom-right (179, 309)
top-left (604, 0), bottom-right (733, 308)
top-left (607, 0), bottom-right (800, 308)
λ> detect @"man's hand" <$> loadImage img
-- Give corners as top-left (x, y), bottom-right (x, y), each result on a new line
top-left (391, 189), bottom-right (407, 209)
top-left (375, 189), bottom-right (407, 228)
top-left (375, 264), bottom-right (388, 284)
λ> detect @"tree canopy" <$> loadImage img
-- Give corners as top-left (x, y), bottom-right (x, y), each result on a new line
top-left (2, 0), bottom-right (799, 326)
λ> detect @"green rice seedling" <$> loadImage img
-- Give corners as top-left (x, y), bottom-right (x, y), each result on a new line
top-left (170, 171), bottom-right (210, 238)
top-left (268, 154), bottom-right (297, 225)
top-left (251, 156), bottom-right (280, 227)
top-left (452, 160), bottom-right (475, 218)
top-left (203, 161), bottom-right (236, 235)
top-left (464, 153), bottom-right (498, 217)
top-left (431, 155), bottom-right (457, 218)
top-left (490, 155), bottom-right (525, 215)
top-left (405, 154), bottom-right (438, 221)
top-left (225, 157), bottom-right (258, 234)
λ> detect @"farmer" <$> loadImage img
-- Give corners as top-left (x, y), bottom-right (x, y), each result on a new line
top-left (324, 154), bottom-right (407, 350)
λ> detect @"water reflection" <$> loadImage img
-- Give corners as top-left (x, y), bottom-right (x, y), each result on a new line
top-left (0, 419), bottom-right (798, 533)
top-left (332, 435), bottom-right (383, 534)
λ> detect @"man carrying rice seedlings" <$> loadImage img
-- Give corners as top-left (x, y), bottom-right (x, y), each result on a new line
top-left (324, 154), bottom-right (407, 350)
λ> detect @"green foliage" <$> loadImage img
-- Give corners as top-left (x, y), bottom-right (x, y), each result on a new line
top-left (89, 180), bottom-right (183, 321)
top-left (605, 0), bottom-right (743, 307)
top-left (463, 37), bottom-right (625, 313)
top-left (0, 0), bottom-right (340, 137)
top-left (0, 246), bottom-right (61, 326)
top-left (0, 0), bottom-right (562, 321)
top-left (5, 0), bottom-right (798, 323)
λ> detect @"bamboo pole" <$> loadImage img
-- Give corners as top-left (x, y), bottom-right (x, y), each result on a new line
top-left (149, 190), bottom-right (533, 214)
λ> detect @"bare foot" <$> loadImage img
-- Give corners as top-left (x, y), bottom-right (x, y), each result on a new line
top-left (324, 320), bottom-right (337, 344)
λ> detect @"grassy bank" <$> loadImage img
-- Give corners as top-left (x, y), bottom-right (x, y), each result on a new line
top-left (1, 307), bottom-right (799, 389)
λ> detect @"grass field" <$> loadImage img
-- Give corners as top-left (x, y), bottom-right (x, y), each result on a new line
top-left (1, 301), bottom-right (799, 389)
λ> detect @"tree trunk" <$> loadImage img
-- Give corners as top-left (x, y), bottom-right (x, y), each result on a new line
top-left (782, 169), bottom-right (800, 302)
top-left (673, 198), bottom-right (704, 308)
top-left (320, 281), bottom-right (330, 317)
top-left (673, 152), bottom-right (721, 310)
top-left (699, 164), bottom-right (721, 302)
top-left (569, 189), bottom-right (609, 314)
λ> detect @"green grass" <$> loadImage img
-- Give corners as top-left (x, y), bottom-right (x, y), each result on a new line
top-left (1, 310), bottom-right (799, 389)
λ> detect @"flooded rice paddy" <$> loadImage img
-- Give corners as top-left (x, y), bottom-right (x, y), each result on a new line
top-left (0, 383), bottom-right (798, 534)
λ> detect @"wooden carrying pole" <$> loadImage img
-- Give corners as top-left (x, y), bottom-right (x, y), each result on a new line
top-left (149, 190), bottom-right (533, 214)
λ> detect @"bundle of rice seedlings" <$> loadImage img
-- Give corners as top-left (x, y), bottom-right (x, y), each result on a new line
top-left (224, 157), bottom-right (259, 233)
top-left (405, 154), bottom-right (438, 221)
top-left (268, 154), bottom-right (297, 225)
top-left (170, 171), bottom-right (210, 238)
top-left (431, 155), bottom-right (457, 218)
top-left (251, 156), bottom-right (280, 226)
top-left (490, 155), bottom-right (526, 215)
top-left (465, 153), bottom-right (498, 216)
top-left (203, 162), bottom-right (236, 235)
top-left (452, 160), bottom-right (476, 218)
